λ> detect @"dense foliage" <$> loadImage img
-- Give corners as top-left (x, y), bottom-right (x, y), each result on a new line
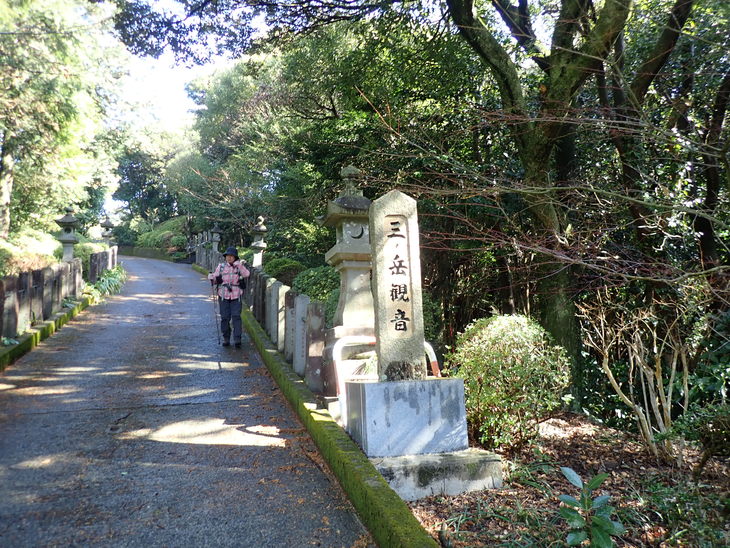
top-left (446, 315), bottom-right (571, 449)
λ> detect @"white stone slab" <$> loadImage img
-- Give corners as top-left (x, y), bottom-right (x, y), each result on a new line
top-left (346, 378), bottom-right (468, 457)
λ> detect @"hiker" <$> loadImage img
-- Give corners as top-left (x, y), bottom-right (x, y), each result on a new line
top-left (208, 246), bottom-right (250, 347)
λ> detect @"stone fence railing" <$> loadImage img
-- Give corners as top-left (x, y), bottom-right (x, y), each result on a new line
top-left (1, 259), bottom-right (84, 338)
top-left (246, 267), bottom-right (335, 397)
top-left (0, 246), bottom-right (118, 339)
top-left (88, 246), bottom-right (118, 284)
top-left (192, 231), bottom-right (224, 273)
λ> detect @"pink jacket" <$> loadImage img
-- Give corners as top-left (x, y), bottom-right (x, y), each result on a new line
top-left (209, 261), bottom-right (250, 300)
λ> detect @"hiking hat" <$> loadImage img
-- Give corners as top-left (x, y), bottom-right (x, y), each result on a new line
top-left (223, 246), bottom-right (239, 260)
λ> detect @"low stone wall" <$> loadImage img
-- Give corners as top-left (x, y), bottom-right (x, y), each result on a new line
top-left (0, 258), bottom-right (83, 338)
top-left (0, 294), bottom-right (97, 371)
top-left (88, 246), bottom-right (118, 284)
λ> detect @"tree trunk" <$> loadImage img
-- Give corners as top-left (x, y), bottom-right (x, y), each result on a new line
top-left (0, 138), bottom-right (15, 239)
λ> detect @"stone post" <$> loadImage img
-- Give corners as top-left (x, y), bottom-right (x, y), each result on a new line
top-left (304, 302), bottom-right (326, 393)
top-left (1, 277), bottom-right (18, 338)
top-left (250, 216), bottom-right (267, 268)
top-left (275, 284), bottom-right (289, 353)
top-left (284, 290), bottom-right (297, 363)
top-left (369, 190), bottom-right (427, 380)
top-left (31, 269), bottom-right (43, 324)
top-left (41, 267), bottom-right (53, 319)
top-left (55, 207), bottom-right (79, 262)
top-left (292, 294), bottom-right (310, 376)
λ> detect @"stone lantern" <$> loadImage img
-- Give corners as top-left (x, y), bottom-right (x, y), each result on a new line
top-left (320, 166), bottom-right (376, 399)
top-left (250, 216), bottom-right (267, 268)
top-left (323, 166), bottom-right (374, 330)
top-left (211, 223), bottom-right (222, 253)
top-left (100, 215), bottom-right (115, 245)
top-left (55, 207), bottom-right (79, 261)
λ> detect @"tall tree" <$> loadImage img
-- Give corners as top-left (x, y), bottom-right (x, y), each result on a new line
top-left (0, 0), bottom-right (124, 236)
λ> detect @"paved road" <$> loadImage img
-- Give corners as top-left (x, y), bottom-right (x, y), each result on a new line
top-left (0, 257), bottom-right (373, 547)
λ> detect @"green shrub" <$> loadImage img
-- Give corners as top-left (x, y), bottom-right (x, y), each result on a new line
top-left (558, 467), bottom-right (625, 547)
top-left (264, 257), bottom-right (307, 286)
top-left (240, 249), bottom-right (254, 264)
top-left (663, 401), bottom-right (730, 479)
top-left (135, 217), bottom-right (188, 249)
top-left (292, 265), bottom-right (339, 302)
top-left (84, 265), bottom-right (127, 300)
top-left (445, 314), bottom-right (570, 449)
top-left (170, 234), bottom-right (188, 250)
top-left (0, 229), bottom-right (60, 276)
top-left (422, 291), bottom-right (443, 345)
top-left (325, 288), bottom-right (340, 328)
top-left (70, 241), bottom-right (106, 280)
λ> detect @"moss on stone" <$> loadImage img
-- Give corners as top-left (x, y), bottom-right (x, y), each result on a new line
top-left (0, 296), bottom-right (94, 372)
top-left (241, 309), bottom-right (438, 548)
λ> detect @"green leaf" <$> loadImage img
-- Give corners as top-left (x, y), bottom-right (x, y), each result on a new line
top-left (566, 530), bottom-right (588, 546)
top-left (561, 467), bottom-right (584, 489)
top-left (590, 524), bottom-right (614, 547)
top-left (592, 495), bottom-right (610, 508)
top-left (611, 521), bottom-right (626, 536)
top-left (592, 515), bottom-right (615, 532)
top-left (586, 473), bottom-right (609, 490)
top-left (559, 506), bottom-right (586, 528)
top-left (559, 494), bottom-right (582, 508)
top-left (594, 505), bottom-right (615, 519)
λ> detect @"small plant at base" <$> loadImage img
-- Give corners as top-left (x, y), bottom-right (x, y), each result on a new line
top-left (2, 337), bottom-right (19, 346)
top-left (558, 466), bottom-right (625, 547)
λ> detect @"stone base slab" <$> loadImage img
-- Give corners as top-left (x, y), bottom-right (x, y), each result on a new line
top-left (346, 379), bottom-right (468, 457)
top-left (371, 449), bottom-right (502, 501)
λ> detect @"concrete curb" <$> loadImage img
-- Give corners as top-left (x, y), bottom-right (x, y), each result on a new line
top-left (0, 295), bottom-right (97, 372)
top-left (241, 309), bottom-right (438, 548)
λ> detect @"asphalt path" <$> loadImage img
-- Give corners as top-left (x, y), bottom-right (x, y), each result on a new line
top-left (0, 257), bottom-right (373, 547)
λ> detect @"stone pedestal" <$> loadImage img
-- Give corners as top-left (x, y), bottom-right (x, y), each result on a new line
top-left (372, 449), bottom-right (502, 501)
top-left (346, 379), bottom-right (469, 458)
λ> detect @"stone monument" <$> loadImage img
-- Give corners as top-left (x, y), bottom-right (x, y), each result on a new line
top-left (345, 189), bottom-right (502, 499)
top-left (346, 190), bottom-right (466, 457)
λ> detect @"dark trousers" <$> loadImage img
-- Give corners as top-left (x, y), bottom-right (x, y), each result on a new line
top-left (219, 297), bottom-right (242, 343)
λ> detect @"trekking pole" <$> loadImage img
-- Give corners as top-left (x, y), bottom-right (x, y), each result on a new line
top-left (210, 279), bottom-right (222, 345)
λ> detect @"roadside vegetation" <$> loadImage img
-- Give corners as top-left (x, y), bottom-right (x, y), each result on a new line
top-left (4, 0), bottom-right (728, 544)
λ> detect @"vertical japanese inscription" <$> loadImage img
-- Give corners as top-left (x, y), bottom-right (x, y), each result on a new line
top-left (384, 215), bottom-right (413, 335)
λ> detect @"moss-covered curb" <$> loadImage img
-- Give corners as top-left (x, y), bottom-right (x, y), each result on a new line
top-left (118, 246), bottom-right (173, 261)
top-left (0, 295), bottom-right (98, 372)
top-left (241, 309), bottom-right (438, 548)
top-left (191, 264), bottom-right (208, 276)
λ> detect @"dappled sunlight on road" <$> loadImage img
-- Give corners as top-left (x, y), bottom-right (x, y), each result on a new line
top-left (9, 454), bottom-right (66, 470)
top-left (119, 418), bottom-right (287, 447)
top-left (163, 388), bottom-right (217, 400)
top-left (10, 385), bottom-right (80, 397)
